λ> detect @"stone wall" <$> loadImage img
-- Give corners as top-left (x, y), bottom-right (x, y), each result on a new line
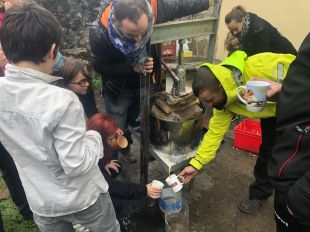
top-left (35, 0), bottom-right (100, 60)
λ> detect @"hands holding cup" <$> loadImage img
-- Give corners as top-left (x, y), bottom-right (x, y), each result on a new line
top-left (251, 78), bottom-right (282, 101)
top-left (165, 174), bottom-right (185, 192)
top-left (147, 180), bottom-right (164, 199)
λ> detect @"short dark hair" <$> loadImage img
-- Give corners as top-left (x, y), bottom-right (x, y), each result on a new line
top-left (225, 5), bottom-right (246, 24)
top-left (192, 66), bottom-right (221, 97)
top-left (53, 57), bottom-right (90, 88)
top-left (113, 0), bottom-right (150, 23)
top-left (0, 2), bottom-right (62, 64)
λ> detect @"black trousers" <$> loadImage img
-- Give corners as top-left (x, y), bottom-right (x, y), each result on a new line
top-left (249, 117), bottom-right (276, 200)
top-left (274, 191), bottom-right (310, 232)
top-left (0, 143), bottom-right (32, 218)
top-left (0, 210), bottom-right (4, 232)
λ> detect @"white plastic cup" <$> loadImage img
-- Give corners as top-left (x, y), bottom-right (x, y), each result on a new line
top-left (165, 174), bottom-right (184, 192)
top-left (152, 180), bottom-right (164, 189)
top-left (152, 180), bottom-right (164, 199)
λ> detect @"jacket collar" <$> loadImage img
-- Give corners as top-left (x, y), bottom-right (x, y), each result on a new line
top-left (5, 64), bottom-right (62, 84)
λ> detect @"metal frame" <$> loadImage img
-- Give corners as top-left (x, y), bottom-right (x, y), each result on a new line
top-left (140, 0), bottom-right (223, 184)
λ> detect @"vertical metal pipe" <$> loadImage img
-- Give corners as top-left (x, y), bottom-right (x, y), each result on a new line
top-left (178, 39), bottom-right (185, 66)
top-left (140, 43), bottom-right (151, 185)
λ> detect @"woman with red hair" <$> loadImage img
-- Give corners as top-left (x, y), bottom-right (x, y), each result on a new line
top-left (87, 113), bottom-right (162, 214)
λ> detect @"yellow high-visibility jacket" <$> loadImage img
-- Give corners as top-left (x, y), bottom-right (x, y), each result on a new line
top-left (189, 51), bottom-right (296, 170)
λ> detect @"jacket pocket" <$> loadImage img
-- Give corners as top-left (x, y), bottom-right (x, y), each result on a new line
top-left (278, 124), bottom-right (310, 176)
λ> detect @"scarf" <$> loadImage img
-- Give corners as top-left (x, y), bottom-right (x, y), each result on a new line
top-left (108, 1), bottom-right (154, 65)
top-left (237, 13), bottom-right (250, 42)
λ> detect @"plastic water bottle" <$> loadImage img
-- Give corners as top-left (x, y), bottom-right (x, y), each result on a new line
top-left (165, 199), bottom-right (189, 232)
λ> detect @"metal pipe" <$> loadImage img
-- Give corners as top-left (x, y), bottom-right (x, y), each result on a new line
top-left (161, 59), bottom-right (180, 82)
top-left (178, 39), bottom-right (185, 66)
top-left (161, 59), bottom-right (180, 96)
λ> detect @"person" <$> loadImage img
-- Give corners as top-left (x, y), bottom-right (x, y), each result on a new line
top-left (53, 57), bottom-right (99, 118)
top-left (225, 5), bottom-right (297, 56)
top-left (268, 33), bottom-right (310, 232)
top-left (87, 113), bottom-right (162, 214)
top-left (224, 31), bottom-right (242, 55)
top-left (0, 3), bottom-right (119, 232)
top-left (89, 0), bottom-right (210, 163)
top-left (0, 0), bottom-right (32, 221)
top-left (223, 5), bottom-right (298, 213)
top-left (178, 51), bottom-right (295, 211)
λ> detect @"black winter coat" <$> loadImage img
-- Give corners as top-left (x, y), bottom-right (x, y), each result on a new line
top-left (268, 33), bottom-right (310, 221)
top-left (240, 13), bottom-right (297, 56)
top-left (89, 0), bottom-right (209, 101)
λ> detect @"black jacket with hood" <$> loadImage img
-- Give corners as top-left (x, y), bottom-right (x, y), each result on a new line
top-left (268, 33), bottom-right (310, 221)
top-left (240, 12), bottom-right (297, 56)
top-left (89, 0), bottom-right (209, 101)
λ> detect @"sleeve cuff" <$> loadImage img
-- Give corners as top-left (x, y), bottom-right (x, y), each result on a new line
top-left (189, 158), bottom-right (204, 171)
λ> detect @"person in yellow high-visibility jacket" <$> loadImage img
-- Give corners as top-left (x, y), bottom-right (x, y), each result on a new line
top-left (179, 50), bottom-right (295, 213)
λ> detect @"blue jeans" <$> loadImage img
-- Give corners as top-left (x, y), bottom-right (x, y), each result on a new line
top-left (104, 88), bottom-right (140, 147)
top-left (33, 193), bottom-right (120, 232)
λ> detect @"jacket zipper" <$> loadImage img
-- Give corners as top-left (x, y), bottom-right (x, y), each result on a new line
top-left (277, 125), bottom-right (310, 176)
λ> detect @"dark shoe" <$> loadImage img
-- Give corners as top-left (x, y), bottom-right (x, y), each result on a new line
top-left (121, 152), bottom-right (137, 163)
top-left (239, 197), bottom-right (264, 214)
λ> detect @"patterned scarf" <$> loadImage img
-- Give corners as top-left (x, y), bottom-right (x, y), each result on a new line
top-left (108, 1), bottom-right (154, 65)
top-left (237, 13), bottom-right (250, 42)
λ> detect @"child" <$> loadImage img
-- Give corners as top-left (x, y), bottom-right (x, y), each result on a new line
top-left (53, 57), bottom-right (98, 118)
top-left (225, 31), bottom-right (242, 55)
top-left (0, 3), bottom-right (119, 231)
top-left (87, 113), bottom-right (162, 213)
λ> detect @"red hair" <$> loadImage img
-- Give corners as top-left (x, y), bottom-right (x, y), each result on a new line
top-left (87, 113), bottom-right (118, 163)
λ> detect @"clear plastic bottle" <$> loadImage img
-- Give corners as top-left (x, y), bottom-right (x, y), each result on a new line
top-left (165, 198), bottom-right (189, 232)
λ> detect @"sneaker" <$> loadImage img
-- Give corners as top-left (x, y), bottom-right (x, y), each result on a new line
top-left (238, 197), bottom-right (264, 214)
top-left (121, 151), bottom-right (137, 163)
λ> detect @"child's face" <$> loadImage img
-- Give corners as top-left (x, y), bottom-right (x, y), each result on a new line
top-left (106, 134), bottom-right (116, 148)
top-left (68, 71), bottom-right (89, 95)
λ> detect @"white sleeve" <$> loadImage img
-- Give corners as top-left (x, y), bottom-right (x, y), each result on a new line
top-left (53, 94), bottom-right (103, 177)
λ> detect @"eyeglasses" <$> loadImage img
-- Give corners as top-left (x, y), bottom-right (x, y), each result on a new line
top-left (70, 78), bottom-right (89, 87)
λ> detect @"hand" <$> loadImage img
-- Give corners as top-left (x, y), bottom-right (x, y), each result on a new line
top-left (251, 78), bottom-right (282, 100)
top-left (104, 160), bottom-right (121, 175)
top-left (0, 45), bottom-right (8, 68)
top-left (146, 183), bottom-right (162, 199)
top-left (133, 57), bottom-right (154, 74)
top-left (116, 128), bottom-right (124, 136)
top-left (178, 166), bottom-right (198, 184)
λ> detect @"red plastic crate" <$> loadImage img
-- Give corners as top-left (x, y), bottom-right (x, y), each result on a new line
top-left (234, 119), bottom-right (262, 154)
